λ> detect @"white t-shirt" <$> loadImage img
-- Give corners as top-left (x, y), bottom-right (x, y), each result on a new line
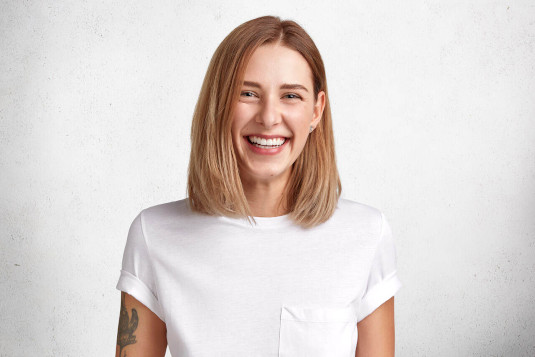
top-left (116, 198), bottom-right (401, 357)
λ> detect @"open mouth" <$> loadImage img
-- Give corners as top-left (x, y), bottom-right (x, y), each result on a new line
top-left (246, 135), bottom-right (287, 149)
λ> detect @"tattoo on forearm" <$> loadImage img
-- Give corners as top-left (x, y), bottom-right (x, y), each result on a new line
top-left (117, 293), bottom-right (139, 357)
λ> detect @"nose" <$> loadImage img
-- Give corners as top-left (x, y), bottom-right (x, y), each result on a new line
top-left (256, 95), bottom-right (281, 129)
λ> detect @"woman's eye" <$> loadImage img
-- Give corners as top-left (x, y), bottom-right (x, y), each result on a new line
top-left (241, 91), bottom-right (256, 97)
top-left (284, 93), bottom-right (301, 99)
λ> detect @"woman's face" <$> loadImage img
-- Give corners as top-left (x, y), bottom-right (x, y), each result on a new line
top-left (231, 44), bottom-right (325, 187)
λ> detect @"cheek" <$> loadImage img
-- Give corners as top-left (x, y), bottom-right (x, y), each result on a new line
top-left (232, 104), bottom-right (255, 133)
top-left (231, 108), bottom-right (246, 134)
top-left (286, 106), bottom-right (314, 132)
top-left (287, 101), bottom-right (314, 118)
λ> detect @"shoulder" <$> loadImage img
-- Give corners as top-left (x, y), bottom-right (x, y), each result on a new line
top-left (329, 198), bottom-right (385, 245)
top-left (140, 198), bottom-right (192, 222)
top-left (136, 198), bottom-right (218, 236)
top-left (335, 198), bottom-right (383, 226)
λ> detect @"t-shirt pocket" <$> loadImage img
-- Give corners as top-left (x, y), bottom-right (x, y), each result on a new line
top-left (278, 304), bottom-right (358, 357)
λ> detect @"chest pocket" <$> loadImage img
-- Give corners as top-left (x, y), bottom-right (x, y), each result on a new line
top-left (278, 305), bottom-right (358, 357)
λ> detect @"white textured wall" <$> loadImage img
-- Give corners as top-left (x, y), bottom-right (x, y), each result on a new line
top-left (1, 1), bottom-right (534, 356)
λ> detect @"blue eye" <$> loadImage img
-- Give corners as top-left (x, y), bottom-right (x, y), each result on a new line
top-left (241, 91), bottom-right (256, 97)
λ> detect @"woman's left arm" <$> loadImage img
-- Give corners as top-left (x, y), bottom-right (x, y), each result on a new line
top-left (355, 296), bottom-right (395, 357)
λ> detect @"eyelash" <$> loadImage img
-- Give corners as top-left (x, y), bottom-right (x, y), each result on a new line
top-left (240, 91), bottom-right (301, 99)
top-left (241, 91), bottom-right (256, 97)
top-left (284, 93), bottom-right (301, 99)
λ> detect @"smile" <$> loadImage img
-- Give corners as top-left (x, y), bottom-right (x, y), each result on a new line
top-left (247, 135), bottom-right (286, 148)
top-left (244, 135), bottom-right (289, 155)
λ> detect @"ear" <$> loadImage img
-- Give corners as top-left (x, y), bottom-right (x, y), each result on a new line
top-left (311, 90), bottom-right (326, 129)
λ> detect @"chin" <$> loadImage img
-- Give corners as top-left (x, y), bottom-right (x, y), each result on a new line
top-left (242, 166), bottom-right (290, 183)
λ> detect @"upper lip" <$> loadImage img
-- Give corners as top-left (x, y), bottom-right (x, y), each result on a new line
top-left (245, 134), bottom-right (288, 139)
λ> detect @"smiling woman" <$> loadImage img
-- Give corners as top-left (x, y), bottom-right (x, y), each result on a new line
top-left (187, 16), bottom-right (339, 226)
top-left (230, 44), bottom-right (326, 217)
top-left (116, 15), bottom-right (401, 357)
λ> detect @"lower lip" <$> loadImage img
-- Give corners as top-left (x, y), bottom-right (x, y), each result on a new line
top-left (244, 137), bottom-right (288, 155)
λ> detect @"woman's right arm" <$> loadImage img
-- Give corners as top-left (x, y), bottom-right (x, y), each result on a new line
top-left (116, 291), bottom-right (168, 357)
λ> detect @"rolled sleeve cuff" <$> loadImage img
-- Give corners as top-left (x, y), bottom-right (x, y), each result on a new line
top-left (358, 271), bottom-right (402, 323)
top-left (116, 269), bottom-right (165, 323)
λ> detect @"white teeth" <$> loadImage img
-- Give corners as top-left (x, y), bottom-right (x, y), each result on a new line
top-left (247, 136), bottom-right (286, 148)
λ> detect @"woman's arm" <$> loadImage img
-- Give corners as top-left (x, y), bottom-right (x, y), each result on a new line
top-left (116, 291), bottom-right (168, 357)
top-left (355, 296), bottom-right (395, 357)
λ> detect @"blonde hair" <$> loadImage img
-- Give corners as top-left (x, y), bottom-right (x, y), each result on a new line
top-left (187, 15), bottom-right (341, 228)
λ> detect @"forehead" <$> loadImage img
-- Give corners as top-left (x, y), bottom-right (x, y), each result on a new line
top-left (242, 44), bottom-right (313, 88)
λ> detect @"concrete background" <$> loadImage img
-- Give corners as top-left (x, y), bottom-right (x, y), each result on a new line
top-left (1, 1), bottom-right (534, 356)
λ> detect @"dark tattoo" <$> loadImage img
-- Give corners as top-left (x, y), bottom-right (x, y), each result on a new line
top-left (117, 293), bottom-right (139, 357)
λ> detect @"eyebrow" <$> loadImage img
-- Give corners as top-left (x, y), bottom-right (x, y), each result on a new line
top-left (242, 81), bottom-right (309, 92)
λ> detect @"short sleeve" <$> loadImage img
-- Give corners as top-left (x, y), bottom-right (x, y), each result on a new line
top-left (357, 212), bottom-right (402, 322)
top-left (116, 211), bottom-right (165, 322)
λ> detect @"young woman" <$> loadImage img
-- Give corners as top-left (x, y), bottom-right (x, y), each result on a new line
top-left (116, 15), bottom-right (401, 357)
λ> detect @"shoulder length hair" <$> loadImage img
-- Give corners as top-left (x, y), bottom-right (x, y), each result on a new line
top-left (187, 15), bottom-right (341, 228)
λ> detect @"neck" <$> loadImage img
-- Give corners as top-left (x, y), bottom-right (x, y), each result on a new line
top-left (241, 173), bottom-right (290, 217)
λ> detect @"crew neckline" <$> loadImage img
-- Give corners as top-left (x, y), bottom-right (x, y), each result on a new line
top-left (182, 199), bottom-right (295, 229)
top-left (217, 212), bottom-right (294, 229)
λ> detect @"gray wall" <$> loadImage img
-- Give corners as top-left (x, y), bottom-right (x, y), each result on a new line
top-left (1, 1), bottom-right (534, 356)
